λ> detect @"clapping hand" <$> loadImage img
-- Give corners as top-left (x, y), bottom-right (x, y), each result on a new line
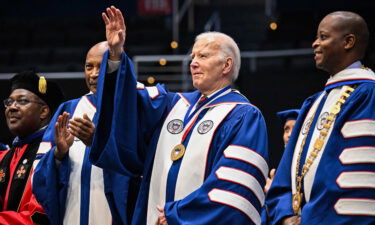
top-left (69, 113), bottom-right (95, 147)
top-left (54, 112), bottom-right (74, 160)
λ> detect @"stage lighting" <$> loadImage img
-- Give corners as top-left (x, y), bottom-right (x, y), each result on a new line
top-left (270, 22), bottom-right (278, 30)
top-left (147, 76), bottom-right (155, 84)
top-left (159, 58), bottom-right (167, 66)
top-left (171, 41), bottom-right (178, 49)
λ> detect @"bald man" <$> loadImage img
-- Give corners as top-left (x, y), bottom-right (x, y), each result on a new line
top-left (266, 11), bottom-right (375, 225)
top-left (33, 42), bottom-right (137, 225)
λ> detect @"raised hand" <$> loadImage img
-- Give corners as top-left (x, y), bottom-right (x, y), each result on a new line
top-left (54, 112), bottom-right (74, 160)
top-left (69, 113), bottom-right (95, 147)
top-left (102, 6), bottom-right (126, 60)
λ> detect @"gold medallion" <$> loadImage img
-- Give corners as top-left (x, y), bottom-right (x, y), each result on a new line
top-left (292, 192), bottom-right (303, 214)
top-left (171, 144), bottom-right (185, 161)
top-left (292, 85), bottom-right (356, 216)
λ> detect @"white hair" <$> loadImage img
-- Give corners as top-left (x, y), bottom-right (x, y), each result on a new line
top-left (195, 31), bottom-right (241, 81)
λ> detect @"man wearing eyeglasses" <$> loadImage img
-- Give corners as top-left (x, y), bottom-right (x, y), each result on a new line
top-left (0, 70), bottom-right (63, 224)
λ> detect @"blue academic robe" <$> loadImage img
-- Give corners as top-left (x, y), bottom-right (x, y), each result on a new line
top-left (267, 67), bottom-right (375, 225)
top-left (90, 51), bottom-right (269, 225)
top-left (33, 94), bottom-right (136, 225)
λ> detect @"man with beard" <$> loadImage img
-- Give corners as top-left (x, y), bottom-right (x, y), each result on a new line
top-left (33, 41), bottom-right (138, 225)
top-left (0, 71), bottom-right (63, 224)
top-left (267, 11), bottom-right (375, 225)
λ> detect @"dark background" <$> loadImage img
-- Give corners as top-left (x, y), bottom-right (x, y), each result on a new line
top-left (1, 0), bottom-right (374, 168)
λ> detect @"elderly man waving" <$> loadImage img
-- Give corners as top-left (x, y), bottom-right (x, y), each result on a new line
top-left (90, 6), bottom-right (269, 225)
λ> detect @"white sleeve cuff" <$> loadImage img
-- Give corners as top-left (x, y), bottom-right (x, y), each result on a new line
top-left (107, 60), bottom-right (121, 74)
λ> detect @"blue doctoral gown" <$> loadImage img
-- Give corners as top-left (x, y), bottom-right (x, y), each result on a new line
top-left (33, 94), bottom-right (136, 225)
top-left (267, 67), bottom-right (375, 225)
top-left (90, 51), bottom-right (269, 225)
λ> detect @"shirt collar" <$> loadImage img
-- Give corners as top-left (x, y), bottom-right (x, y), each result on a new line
top-left (325, 61), bottom-right (375, 90)
top-left (201, 85), bottom-right (231, 99)
top-left (346, 61), bottom-right (362, 69)
top-left (12, 126), bottom-right (47, 147)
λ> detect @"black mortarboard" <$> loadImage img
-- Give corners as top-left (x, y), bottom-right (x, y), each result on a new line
top-left (276, 109), bottom-right (300, 126)
top-left (10, 70), bottom-right (64, 114)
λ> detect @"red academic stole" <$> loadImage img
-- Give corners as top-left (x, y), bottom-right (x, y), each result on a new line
top-left (0, 140), bottom-right (40, 211)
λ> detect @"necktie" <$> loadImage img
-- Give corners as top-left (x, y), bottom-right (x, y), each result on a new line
top-left (197, 95), bottom-right (207, 107)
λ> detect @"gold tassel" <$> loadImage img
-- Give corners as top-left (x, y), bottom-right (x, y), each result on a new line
top-left (38, 76), bottom-right (47, 94)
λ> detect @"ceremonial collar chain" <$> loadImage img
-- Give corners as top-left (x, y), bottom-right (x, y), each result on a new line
top-left (292, 85), bottom-right (356, 214)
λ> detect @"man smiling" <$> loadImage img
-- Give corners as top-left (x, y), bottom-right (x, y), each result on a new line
top-left (90, 6), bottom-right (269, 225)
top-left (267, 11), bottom-right (375, 225)
top-left (33, 42), bottom-right (138, 225)
top-left (0, 70), bottom-right (63, 224)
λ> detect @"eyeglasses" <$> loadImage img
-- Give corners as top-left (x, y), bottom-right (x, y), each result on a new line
top-left (3, 98), bottom-right (45, 108)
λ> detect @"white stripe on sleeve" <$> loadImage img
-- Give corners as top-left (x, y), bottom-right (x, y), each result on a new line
top-left (208, 188), bottom-right (260, 225)
top-left (216, 166), bottom-right (265, 205)
top-left (223, 145), bottom-right (268, 180)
